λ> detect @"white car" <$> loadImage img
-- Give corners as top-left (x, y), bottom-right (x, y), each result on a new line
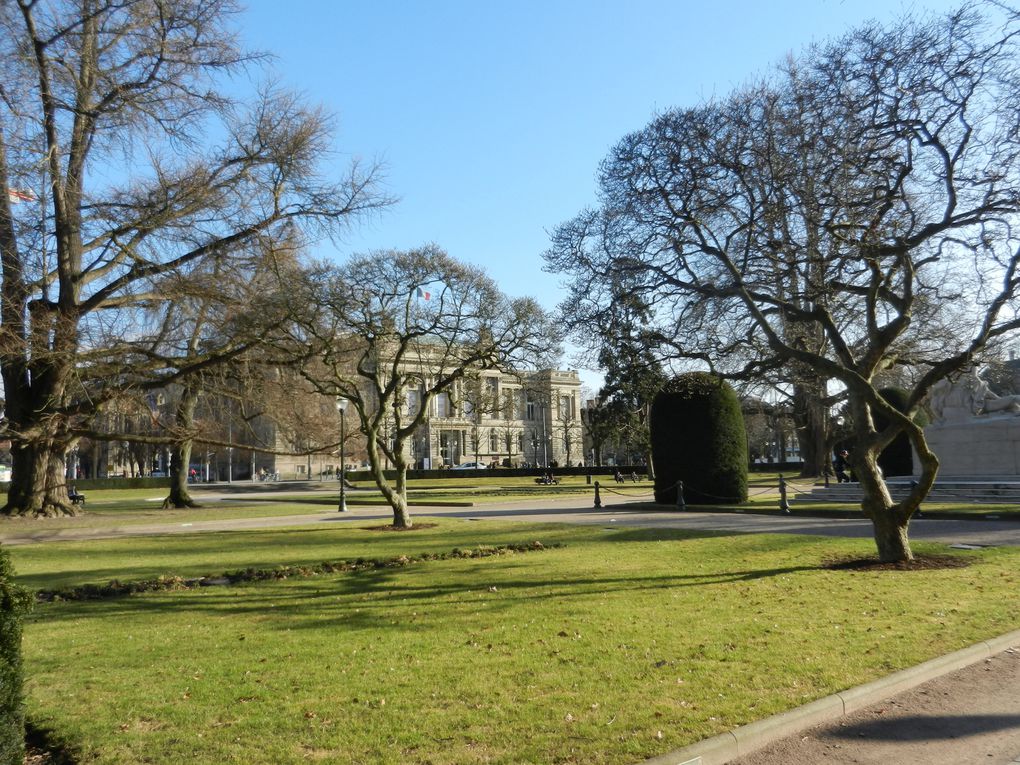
top-left (451, 462), bottom-right (489, 470)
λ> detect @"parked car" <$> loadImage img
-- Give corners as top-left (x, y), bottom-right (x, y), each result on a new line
top-left (451, 462), bottom-right (488, 470)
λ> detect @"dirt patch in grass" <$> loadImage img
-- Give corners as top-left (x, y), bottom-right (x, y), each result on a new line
top-left (823, 553), bottom-right (973, 571)
top-left (364, 522), bottom-right (439, 531)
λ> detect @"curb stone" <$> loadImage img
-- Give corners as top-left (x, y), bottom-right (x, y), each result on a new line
top-left (637, 627), bottom-right (1020, 765)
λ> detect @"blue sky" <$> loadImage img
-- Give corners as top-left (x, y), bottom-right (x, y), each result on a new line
top-left (240, 0), bottom-right (962, 389)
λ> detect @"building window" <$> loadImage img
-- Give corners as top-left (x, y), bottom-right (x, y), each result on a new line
top-left (489, 430), bottom-right (499, 452)
top-left (526, 398), bottom-right (536, 420)
top-left (437, 392), bottom-right (451, 418)
top-left (560, 395), bottom-right (573, 419)
top-left (407, 389), bottom-right (420, 417)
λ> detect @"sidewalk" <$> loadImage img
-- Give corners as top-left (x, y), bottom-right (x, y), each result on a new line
top-left (642, 631), bottom-right (1020, 765)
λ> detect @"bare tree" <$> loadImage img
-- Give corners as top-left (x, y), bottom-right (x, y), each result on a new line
top-left (546, 6), bottom-right (1020, 561)
top-left (292, 246), bottom-right (556, 528)
top-left (0, 0), bottom-right (388, 516)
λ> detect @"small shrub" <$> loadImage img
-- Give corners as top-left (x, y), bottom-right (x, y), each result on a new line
top-left (650, 373), bottom-right (748, 504)
top-left (0, 545), bottom-right (32, 765)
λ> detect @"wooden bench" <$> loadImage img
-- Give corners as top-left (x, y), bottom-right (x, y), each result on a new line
top-left (69, 491), bottom-right (86, 506)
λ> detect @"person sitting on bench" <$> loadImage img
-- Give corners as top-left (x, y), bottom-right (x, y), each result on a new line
top-left (68, 485), bottom-right (86, 505)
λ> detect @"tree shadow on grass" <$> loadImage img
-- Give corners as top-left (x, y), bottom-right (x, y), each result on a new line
top-left (30, 554), bottom-right (828, 634)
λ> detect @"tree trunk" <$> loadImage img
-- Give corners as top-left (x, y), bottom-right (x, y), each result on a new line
top-left (365, 431), bottom-right (412, 528)
top-left (869, 510), bottom-right (913, 562)
top-left (793, 377), bottom-right (829, 477)
top-left (167, 439), bottom-right (199, 508)
top-left (851, 413), bottom-right (914, 562)
top-left (644, 450), bottom-right (655, 480)
top-left (166, 386), bottom-right (200, 508)
top-left (2, 441), bottom-right (77, 517)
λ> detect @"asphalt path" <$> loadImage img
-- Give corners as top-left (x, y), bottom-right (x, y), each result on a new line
top-left (2, 490), bottom-right (1019, 548)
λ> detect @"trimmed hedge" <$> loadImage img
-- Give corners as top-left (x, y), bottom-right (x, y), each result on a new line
top-left (0, 546), bottom-right (31, 765)
top-left (650, 373), bottom-right (748, 505)
top-left (345, 466), bottom-right (647, 482)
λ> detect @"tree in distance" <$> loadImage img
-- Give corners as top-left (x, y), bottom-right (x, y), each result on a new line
top-left (546, 6), bottom-right (1020, 561)
top-left (291, 246), bottom-right (557, 528)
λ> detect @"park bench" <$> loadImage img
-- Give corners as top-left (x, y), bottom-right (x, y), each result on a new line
top-left (69, 489), bottom-right (86, 506)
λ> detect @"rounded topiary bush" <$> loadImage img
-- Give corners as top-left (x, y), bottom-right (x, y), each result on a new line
top-left (0, 545), bottom-right (31, 765)
top-left (650, 373), bottom-right (748, 505)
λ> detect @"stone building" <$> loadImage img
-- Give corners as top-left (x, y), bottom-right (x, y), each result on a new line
top-left (412, 368), bottom-right (583, 469)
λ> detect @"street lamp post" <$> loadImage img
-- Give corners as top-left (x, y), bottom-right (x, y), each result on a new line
top-left (337, 398), bottom-right (349, 512)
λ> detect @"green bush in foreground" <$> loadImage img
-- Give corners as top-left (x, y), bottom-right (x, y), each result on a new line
top-left (651, 372), bottom-right (748, 504)
top-left (0, 545), bottom-right (31, 765)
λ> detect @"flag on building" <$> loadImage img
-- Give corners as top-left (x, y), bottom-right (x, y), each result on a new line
top-left (416, 287), bottom-right (431, 300)
top-left (7, 188), bottom-right (36, 204)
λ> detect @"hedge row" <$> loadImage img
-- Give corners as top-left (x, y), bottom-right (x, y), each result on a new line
top-left (0, 546), bottom-right (31, 765)
top-left (344, 466), bottom-right (649, 482)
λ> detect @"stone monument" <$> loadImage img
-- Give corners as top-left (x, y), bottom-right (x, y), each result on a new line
top-left (924, 367), bottom-right (1020, 476)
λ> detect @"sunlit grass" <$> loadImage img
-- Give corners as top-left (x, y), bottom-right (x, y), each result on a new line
top-left (14, 520), bottom-right (1020, 765)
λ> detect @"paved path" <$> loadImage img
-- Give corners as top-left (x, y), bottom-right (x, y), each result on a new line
top-left (3, 492), bottom-right (1020, 548)
top-left (724, 643), bottom-right (1020, 765)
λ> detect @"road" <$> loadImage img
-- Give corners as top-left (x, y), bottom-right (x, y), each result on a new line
top-left (2, 490), bottom-right (1018, 548)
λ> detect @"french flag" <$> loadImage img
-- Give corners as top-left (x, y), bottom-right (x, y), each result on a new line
top-left (416, 287), bottom-right (430, 300)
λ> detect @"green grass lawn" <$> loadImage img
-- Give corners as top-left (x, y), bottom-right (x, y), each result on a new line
top-left (10, 518), bottom-right (1020, 765)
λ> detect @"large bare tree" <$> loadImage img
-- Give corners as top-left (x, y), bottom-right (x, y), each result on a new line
top-left (293, 246), bottom-right (556, 528)
top-left (0, 0), bottom-right (386, 515)
top-left (546, 6), bottom-right (1020, 561)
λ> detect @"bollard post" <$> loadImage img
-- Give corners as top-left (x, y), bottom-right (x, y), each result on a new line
top-left (779, 474), bottom-right (791, 514)
top-left (911, 479), bottom-right (922, 518)
top-left (676, 480), bottom-right (686, 511)
top-left (593, 480), bottom-right (602, 509)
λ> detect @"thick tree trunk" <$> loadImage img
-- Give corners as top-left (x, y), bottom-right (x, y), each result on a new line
top-left (2, 441), bottom-right (77, 517)
top-left (365, 431), bottom-right (412, 528)
top-left (166, 387), bottom-right (200, 508)
top-left (793, 378), bottom-right (829, 477)
top-left (167, 439), bottom-right (199, 508)
top-left (856, 455), bottom-right (913, 561)
top-left (870, 510), bottom-right (913, 562)
top-left (849, 394), bottom-right (915, 562)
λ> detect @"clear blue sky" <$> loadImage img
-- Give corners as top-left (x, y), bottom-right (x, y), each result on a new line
top-left (240, 0), bottom-right (962, 390)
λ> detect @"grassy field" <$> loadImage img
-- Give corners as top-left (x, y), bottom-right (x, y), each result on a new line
top-left (8, 515), bottom-right (1020, 765)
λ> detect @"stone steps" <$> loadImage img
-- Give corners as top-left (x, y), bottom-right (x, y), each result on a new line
top-left (794, 480), bottom-right (1020, 505)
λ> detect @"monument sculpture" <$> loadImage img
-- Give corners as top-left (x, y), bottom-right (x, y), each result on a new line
top-left (925, 367), bottom-right (1020, 475)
